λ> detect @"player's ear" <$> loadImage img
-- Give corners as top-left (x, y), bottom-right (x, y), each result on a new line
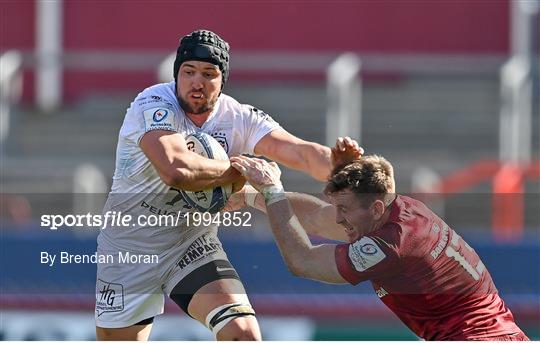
top-left (370, 199), bottom-right (385, 220)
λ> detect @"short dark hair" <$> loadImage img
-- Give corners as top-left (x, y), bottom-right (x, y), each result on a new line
top-left (324, 155), bottom-right (395, 208)
top-left (173, 30), bottom-right (230, 89)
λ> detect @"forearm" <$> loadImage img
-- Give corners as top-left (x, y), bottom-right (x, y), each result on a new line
top-left (265, 198), bottom-right (316, 276)
top-left (254, 130), bottom-right (331, 181)
top-left (299, 142), bottom-right (332, 181)
top-left (140, 131), bottom-right (242, 191)
top-left (169, 153), bottom-right (241, 191)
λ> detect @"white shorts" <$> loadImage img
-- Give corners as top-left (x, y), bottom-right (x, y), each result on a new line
top-left (95, 229), bottom-right (237, 328)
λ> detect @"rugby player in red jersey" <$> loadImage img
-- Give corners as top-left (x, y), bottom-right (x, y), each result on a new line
top-left (230, 146), bottom-right (529, 341)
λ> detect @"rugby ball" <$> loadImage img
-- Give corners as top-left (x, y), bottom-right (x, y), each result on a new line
top-left (180, 132), bottom-right (233, 213)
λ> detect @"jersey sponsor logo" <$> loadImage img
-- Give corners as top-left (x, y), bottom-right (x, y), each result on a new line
top-left (96, 279), bottom-right (124, 316)
top-left (430, 223), bottom-right (450, 259)
top-left (153, 109), bottom-right (169, 122)
top-left (211, 131), bottom-right (229, 152)
top-left (140, 200), bottom-right (189, 216)
top-left (143, 107), bottom-right (175, 131)
top-left (136, 94), bottom-right (173, 107)
top-left (348, 237), bottom-right (386, 272)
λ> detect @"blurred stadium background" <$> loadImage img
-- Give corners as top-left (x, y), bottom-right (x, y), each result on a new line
top-left (1, 0), bottom-right (539, 340)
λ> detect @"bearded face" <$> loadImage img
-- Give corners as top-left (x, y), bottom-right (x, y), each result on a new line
top-left (176, 61), bottom-right (222, 116)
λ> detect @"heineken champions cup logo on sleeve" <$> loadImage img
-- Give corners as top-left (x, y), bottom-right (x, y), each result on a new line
top-left (143, 107), bottom-right (176, 130)
top-left (152, 109), bottom-right (168, 122)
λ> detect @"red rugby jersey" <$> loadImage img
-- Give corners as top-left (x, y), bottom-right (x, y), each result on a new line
top-left (335, 195), bottom-right (524, 340)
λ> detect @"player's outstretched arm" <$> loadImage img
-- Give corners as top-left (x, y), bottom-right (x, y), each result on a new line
top-left (265, 199), bottom-right (347, 284)
top-left (140, 130), bottom-right (242, 191)
top-left (231, 156), bottom-right (347, 284)
top-left (255, 131), bottom-right (363, 182)
top-left (229, 186), bottom-right (348, 242)
top-left (254, 129), bottom-right (332, 181)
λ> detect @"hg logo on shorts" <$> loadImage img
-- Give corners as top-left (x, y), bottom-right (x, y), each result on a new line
top-left (96, 279), bottom-right (124, 316)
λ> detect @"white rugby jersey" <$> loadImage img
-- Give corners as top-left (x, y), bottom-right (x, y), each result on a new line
top-left (98, 81), bottom-right (280, 253)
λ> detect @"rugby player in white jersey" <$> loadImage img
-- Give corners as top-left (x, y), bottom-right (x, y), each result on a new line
top-left (95, 29), bottom-right (361, 340)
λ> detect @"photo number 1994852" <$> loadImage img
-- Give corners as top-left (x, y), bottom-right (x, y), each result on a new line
top-left (185, 211), bottom-right (252, 228)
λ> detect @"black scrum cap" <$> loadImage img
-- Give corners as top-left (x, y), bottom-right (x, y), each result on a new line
top-left (173, 30), bottom-right (230, 89)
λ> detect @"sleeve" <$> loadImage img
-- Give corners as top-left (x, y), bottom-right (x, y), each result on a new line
top-left (334, 235), bottom-right (400, 285)
top-left (240, 105), bottom-right (281, 154)
top-left (128, 93), bottom-right (179, 145)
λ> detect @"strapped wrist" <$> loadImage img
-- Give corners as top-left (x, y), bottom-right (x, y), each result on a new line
top-left (261, 184), bottom-right (286, 205)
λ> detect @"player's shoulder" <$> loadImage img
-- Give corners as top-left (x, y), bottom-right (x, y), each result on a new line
top-left (387, 195), bottom-right (434, 227)
top-left (131, 81), bottom-right (177, 110)
top-left (218, 93), bottom-right (240, 107)
top-left (346, 235), bottom-right (392, 271)
top-left (139, 81), bottom-right (176, 98)
top-left (218, 93), bottom-right (249, 115)
top-left (120, 82), bottom-right (179, 137)
top-left (381, 195), bottom-right (439, 252)
top-left (218, 93), bottom-right (268, 118)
